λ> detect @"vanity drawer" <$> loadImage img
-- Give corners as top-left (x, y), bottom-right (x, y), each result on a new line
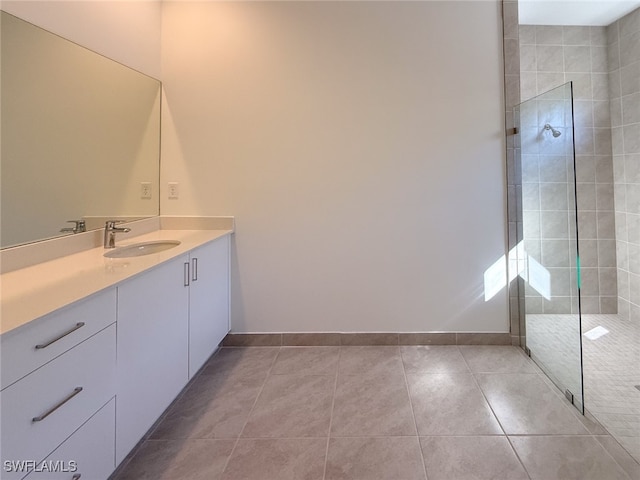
top-left (22, 398), bottom-right (116, 480)
top-left (0, 325), bottom-right (116, 480)
top-left (1, 288), bottom-right (116, 390)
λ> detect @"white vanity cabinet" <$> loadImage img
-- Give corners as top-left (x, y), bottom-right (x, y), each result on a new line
top-left (115, 235), bottom-right (231, 463)
top-left (1, 231), bottom-right (232, 479)
top-left (0, 321), bottom-right (116, 480)
top-left (188, 234), bottom-right (230, 378)
top-left (115, 254), bottom-right (190, 464)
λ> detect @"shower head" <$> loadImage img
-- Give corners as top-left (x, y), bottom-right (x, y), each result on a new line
top-left (544, 124), bottom-right (562, 137)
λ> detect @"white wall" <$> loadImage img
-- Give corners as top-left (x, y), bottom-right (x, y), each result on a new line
top-left (162, 1), bottom-right (509, 333)
top-left (0, 0), bottom-right (161, 78)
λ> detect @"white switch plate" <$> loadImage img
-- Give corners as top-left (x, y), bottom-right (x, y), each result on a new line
top-left (140, 182), bottom-right (152, 199)
top-left (168, 182), bottom-right (179, 199)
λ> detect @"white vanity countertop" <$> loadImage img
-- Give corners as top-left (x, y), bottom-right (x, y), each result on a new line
top-left (0, 228), bottom-right (232, 336)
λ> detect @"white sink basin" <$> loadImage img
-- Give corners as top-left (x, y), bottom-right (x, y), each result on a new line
top-left (104, 240), bottom-right (181, 258)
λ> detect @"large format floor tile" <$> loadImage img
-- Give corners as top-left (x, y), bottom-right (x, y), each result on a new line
top-left (510, 435), bottom-right (632, 480)
top-left (459, 346), bottom-right (540, 373)
top-left (325, 437), bottom-right (426, 480)
top-left (338, 346), bottom-right (404, 376)
top-left (150, 373), bottom-right (264, 439)
top-left (420, 436), bottom-right (529, 480)
top-left (331, 373), bottom-right (416, 436)
top-left (400, 346), bottom-right (470, 374)
top-left (200, 347), bottom-right (279, 379)
top-left (221, 438), bottom-right (326, 480)
top-left (476, 373), bottom-right (590, 435)
top-left (114, 439), bottom-right (235, 480)
top-left (406, 373), bottom-right (502, 435)
top-left (271, 346), bottom-right (340, 375)
top-left (114, 345), bottom-right (636, 480)
top-left (242, 374), bottom-right (334, 437)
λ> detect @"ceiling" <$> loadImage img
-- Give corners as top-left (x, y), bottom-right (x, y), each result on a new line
top-left (519, 0), bottom-right (640, 26)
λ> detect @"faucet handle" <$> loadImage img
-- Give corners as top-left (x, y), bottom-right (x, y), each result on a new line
top-left (68, 220), bottom-right (86, 232)
top-left (105, 220), bottom-right (125, 228)
top-left (61, 219), bottom-right (86, 234)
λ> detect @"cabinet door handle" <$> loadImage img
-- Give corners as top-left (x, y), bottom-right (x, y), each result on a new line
top-left (35, 322), bottom-right (85, 349)
top-left (184, 262), bottom-right (190, 287)
top-left (192, 258), bottom-right (198, 282)
top-left (32, 387), bottom-right (83, 422)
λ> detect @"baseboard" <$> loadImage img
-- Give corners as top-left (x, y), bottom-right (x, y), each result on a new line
top-left (222, 332), bottom-right (513, 347)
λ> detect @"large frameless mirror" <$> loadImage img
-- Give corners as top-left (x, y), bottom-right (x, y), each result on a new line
top-left (0, 11), bottom-right (161, 249)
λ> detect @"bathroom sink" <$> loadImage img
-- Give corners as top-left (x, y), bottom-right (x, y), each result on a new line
top-left (104, 240), bottom-right (181, 258)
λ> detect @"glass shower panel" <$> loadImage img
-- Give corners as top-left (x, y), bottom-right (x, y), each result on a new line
top-left (517, 82), bottom-right (584, 413)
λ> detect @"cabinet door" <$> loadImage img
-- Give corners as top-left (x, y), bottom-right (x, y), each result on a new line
top-left (188, 235), bottom-right (230, 378)
top-left (115, 255), bottom-right (189, 465)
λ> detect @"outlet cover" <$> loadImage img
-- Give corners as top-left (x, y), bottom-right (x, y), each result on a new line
top-left (140, 182), bottom-right (152, 199)
top-left (168, 182), bottom-right (179, 199)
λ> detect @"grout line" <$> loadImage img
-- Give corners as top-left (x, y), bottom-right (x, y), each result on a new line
top-left (458, 347), bottom-right (533, 479)
top-left (218, 346), bottom-right (281, 477)
top-left (399, 346), bottom-right (429, 480)
top-left (321, 347), bottom-right (341, 480)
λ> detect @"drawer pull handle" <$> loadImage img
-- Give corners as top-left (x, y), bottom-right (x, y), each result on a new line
top-left (32, 387), bottom-right (83, 422)
top-left (35, 322), bottom-right (85, 349)
top-left (72, 474), bottom-right (81, 480)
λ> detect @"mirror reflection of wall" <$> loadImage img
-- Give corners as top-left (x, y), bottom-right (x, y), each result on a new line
top-left (0, 11), bottom-right (161, 249)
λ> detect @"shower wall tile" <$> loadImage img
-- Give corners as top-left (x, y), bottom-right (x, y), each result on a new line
top-left (538, 73), bottom-right (566, 96)
top-left (564, 46), bottom-right (592, 72)
top-left (597, 211), bottom-right (616, 238)
top-left (619, 31), bottom-right (640, 67)
top-left (536, 25), bottom-right (563, 45)
top-left (520, 24), bottom-right (617, 314)
top-left (622, 92), bottom-right (640, 123)
top-left (596, 184), bottom-right (615, 210)
top-left (599, 268), bottom-right (618, 295)
top-left (594, 100), bottom-right (612, 127)
top-left (537, 45), bottom-right (564, 72)
top-left (596, 156), bottom-right (614, 183)
top-left (600, 296), bottom-right (618, 313)
top-left (592, 47), bottom-right (609, 73)
top-left (620, 8), bottom-right (640, 36)
top-left (592, 73), bottom-right (611, 100)
top-left (564, 26), bottom-right (591, 45)
top-left (620, 62), bottom-right (640, 96)
top-left (591, 26), bottom-right (608, 46)
top-left (581, 296), bottom-right (601, 313)
top-left (577, 183), bottom-right (597, 210)
top-left (623, 124), bottom-right (640, 153)
top-left (627, 184), bottom-right (640, 214)
top-left (578, 212), bottom-right (598, 238)
top-left (504, 1), bottom-right (523, 342)
top-left (541, 211), bottom-right (569, 238)
top-left (598, 239), bottom-right (618, 267)
top-left (575, 156), bottom-right (596, 182)
top-left (610, 7), bottom-right (640, 323)
top-left (627, 154), bottom-right (640, 183)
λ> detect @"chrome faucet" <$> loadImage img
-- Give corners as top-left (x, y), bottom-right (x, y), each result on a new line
top-left (104, 221), bottom-right (131, 248)
top-left (60, 219), bottom-right (86, 234)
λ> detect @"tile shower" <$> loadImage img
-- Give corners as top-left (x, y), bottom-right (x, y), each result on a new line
top-left (514, 5), bottom-right (640, 464)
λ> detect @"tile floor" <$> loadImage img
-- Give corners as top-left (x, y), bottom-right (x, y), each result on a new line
top-left (112, 345), bottom-right (639, 480)
top-left (527, 313), bottom-right (640, 463)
